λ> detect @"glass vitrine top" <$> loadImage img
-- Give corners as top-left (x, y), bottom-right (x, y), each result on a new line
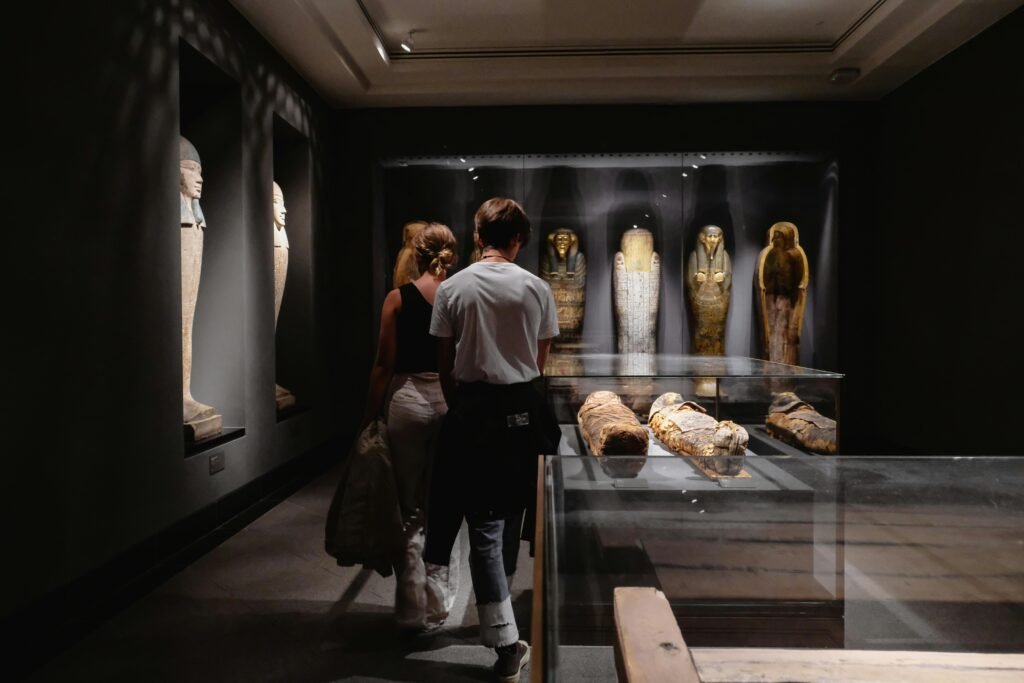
top-left (544, 353), bottom-right (843, 379)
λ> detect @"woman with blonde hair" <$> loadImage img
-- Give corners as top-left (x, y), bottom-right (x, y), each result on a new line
top-left (361, 222), bottom-right (460, 631)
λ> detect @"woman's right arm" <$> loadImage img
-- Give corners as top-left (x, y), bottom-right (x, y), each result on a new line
top-left (360, 289), bottom-right (401, 429)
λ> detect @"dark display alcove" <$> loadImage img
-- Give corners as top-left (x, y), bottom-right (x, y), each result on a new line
top-left (179, 39), bottom-right (245, 452)
top-left (272, 115), bottom-right (314, 420)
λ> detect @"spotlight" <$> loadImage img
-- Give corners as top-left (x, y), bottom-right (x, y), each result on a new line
top-left (699, 153), bottom-right (707, 160)
top-left (468, 167), bottom-right (475, 172)
top-left (400, 31), bottom-right (416, 53)
top-left (472, 175), bottom-right (479, 181)
top-left (691, 164), bottom-right (699, 169)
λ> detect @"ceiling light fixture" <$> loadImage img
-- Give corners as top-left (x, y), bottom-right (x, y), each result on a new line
top-left (400, 30), bottom-right (418, 53)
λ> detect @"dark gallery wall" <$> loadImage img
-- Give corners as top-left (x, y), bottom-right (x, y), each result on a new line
top-left (875, 8), bottom-right (1023, 454)
top-left (7, 0), bottom-right (352, 638)
top-left (342, 103), bottom-right (880, 450)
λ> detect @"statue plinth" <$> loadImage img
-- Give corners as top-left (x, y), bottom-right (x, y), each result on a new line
top-left (185, 413), bottom-right (223, 443)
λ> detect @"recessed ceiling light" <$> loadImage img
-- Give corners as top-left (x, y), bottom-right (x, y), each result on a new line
top-left (472, 175), bottom-right (479, 181)
top-left (691, 164), bottom-right (699, 169)
top-left (468, 167), bottom-right (475, 172)
top-left (699, 154), bottom-right (707, 160)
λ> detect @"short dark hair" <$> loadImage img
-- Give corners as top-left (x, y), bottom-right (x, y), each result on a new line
top-left (475, 197), bottom-right (531, 249)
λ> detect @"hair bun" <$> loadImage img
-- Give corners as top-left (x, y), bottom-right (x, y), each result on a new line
top-left (429, 247), bottom-right (455, 275)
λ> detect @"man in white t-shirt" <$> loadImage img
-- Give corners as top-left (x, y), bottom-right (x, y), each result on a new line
top-left (425, 198), bottom-right (558, 683)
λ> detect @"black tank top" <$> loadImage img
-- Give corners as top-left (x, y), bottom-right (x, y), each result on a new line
top-left (395, 283), bottom-right (438, 373)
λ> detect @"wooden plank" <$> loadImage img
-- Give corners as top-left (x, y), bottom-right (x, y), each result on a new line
top-left (531, 455), bottom-right (545, 683)
top-left (691, 648), bottom-right (1024, 683)
top-left (613, 587), bottom-right (701, 683)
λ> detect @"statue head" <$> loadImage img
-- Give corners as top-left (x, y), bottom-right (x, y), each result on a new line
top-left (179, 137), bottom-right (203, 200)
top-left (549, 228), bottom-right (578, 261)
top-left (698, 225), bottom-right (723, 256)
top-left (273, 181), bottom-right (287, 229)
top-left (768, 222), bottom-right (799, 249)
top-left (179, 136), bottom-right (205, 227)
top-left (620, 227), bottom-right (653, 253)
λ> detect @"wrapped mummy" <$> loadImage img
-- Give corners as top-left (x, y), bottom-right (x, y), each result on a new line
top-left (577, 391), bottom-right (648, 478)
top-left (648, 392), bottom-right (747, 477)
top-left (766, 392), bottom-right (837, 455)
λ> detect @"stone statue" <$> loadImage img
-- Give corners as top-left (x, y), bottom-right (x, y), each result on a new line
top-left (273, 182), bottom-right (296, 412)
top-left (613, 228), bottom-right (660, 354)
top-left (393, 220), bottom-right (426, 288)
top-left (755, 222), bottom-right (809, 366)
top-left (540, 228), bottom-right (586, 347)
top-left (180, 137), bottom-right (222, 442)
top-left (686, 225), bottom-right (732, 397)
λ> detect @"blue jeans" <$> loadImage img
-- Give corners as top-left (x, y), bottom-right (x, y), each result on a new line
top-left (467, 510), bottom-right (522, 648)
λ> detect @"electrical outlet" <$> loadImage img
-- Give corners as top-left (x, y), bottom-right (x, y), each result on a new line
top-left (209, 451), bottom-right (225, 475)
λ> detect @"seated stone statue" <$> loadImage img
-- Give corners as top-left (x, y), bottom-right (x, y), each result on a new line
top-left (765, 392), bottom-right (837, 455)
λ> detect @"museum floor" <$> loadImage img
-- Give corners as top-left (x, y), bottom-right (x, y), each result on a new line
top-left (27, 463), bottom-right (592, 683)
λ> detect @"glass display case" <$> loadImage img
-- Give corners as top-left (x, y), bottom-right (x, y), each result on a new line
top-left (546, 352), bottom-right (843, 457)
top-left (373, 152), bottom-right (839, 371)
top-left (535, 455), bottom-right (1024, 682)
